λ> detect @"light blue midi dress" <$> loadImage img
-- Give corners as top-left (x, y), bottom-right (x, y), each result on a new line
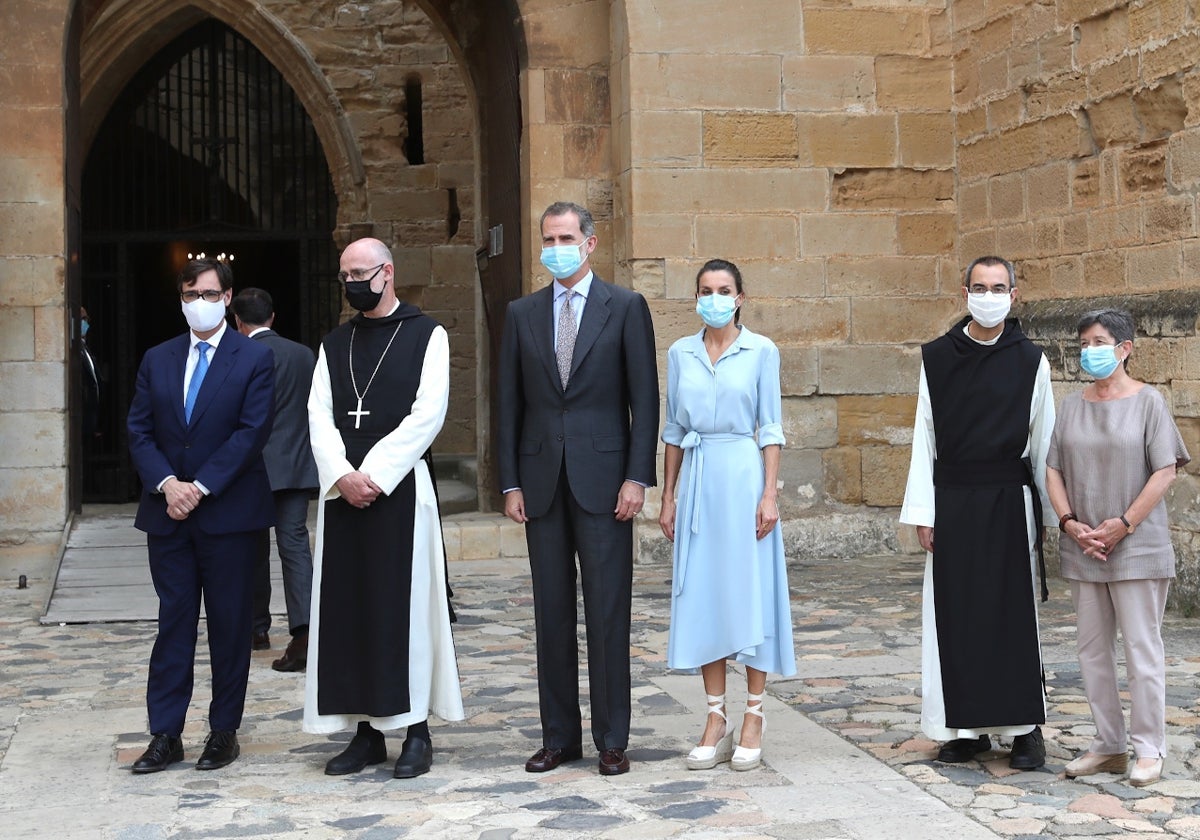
top-left (663, 325), bottom-right (796, 676)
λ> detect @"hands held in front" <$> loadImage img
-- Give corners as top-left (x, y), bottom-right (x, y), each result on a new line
top-left (1068, 517), bottom-right (1126, 561)
top-left (337, 471), bottom-right (383, 509)
top-left (163, 478), bottom-right (202, 521)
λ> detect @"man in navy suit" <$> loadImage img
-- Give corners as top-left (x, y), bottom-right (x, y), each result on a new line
top-left (126, 258), bottom-right (276, 773)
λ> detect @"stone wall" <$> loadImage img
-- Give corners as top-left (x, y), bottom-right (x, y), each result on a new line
top-left (259, 0), bottom-right (479, 455)
top-left (952, 0), bottom-right (1200, 610)
top-left (613, 0), bottom-right (956, 535)
top-left (523, 0), bottom-right (614, 278)
top-left (8, 0), bottom-right (1200, 578)
top-left (0, 0), bottom-right (71, 537)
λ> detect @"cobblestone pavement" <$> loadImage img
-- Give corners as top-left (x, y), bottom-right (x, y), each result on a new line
top-left (785, 553), bottom-right (1200, 839)
top-left (3, 530), bottom-right (1200, 838)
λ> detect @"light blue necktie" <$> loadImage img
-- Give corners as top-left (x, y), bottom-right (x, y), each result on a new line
top-left (184, 341), bottom-right (210, 423)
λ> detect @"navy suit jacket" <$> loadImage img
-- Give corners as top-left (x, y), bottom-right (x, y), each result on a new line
top-left (127, 326), bottom-right (277, 536)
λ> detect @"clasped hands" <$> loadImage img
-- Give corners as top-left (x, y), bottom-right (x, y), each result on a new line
top-left (337, 471), bottom-right (383, 509)
top-left (163, 478), bottom-right (202, 521)
top-left (1065, 516), bottom-right (1128, 560)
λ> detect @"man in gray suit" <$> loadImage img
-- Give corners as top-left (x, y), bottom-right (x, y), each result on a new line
top-left (498, 201), bottom-right (659, 776)
top-left (232, 288), bottom-right (319, 672)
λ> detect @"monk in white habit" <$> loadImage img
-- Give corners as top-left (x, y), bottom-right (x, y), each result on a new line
top-left (305, 237), bottom-right (463, 779)
top-left (900, 256), bottom-right (1056, 771)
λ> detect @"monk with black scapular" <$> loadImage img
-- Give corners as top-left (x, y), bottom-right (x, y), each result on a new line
top-left (900, 256), bottom-right (1057, 771)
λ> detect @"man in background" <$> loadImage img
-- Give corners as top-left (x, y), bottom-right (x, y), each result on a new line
top-left (232, 287), bottom-right (318, 672)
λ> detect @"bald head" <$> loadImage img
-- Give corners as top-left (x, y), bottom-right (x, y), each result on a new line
top-left (339, 237), bottom-right (397, 317)
top-left (342, 237), bottom-right (393, 267)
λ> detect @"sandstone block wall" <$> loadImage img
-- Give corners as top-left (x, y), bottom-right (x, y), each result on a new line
top-left (614, 0), bottom-right (957, 523)
top-left (0, 0), bottom-right (71, 537)
top-left (951, 0), bottom-right (1200, 610)
top-left (259, 0), bottom-right (478, 455)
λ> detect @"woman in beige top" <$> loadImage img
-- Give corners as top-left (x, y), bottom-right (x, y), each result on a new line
top-left (1046, 308), bottom-right (1189, 787)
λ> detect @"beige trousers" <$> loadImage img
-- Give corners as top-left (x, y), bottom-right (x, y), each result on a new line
top-left (1070, 578), bottom-right (1170, 759)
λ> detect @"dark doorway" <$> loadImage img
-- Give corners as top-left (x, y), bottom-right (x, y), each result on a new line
top-left (81, 19), bottom-right (338, 502)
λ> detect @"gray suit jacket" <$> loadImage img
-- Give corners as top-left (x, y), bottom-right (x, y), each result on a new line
top-left (253, 329), bottom-right (319, 491)
top-left (497, 276), bottom-right (659, 518)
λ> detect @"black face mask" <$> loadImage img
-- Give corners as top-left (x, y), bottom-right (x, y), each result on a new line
top-left (344, 279), bottom-right (383, 312)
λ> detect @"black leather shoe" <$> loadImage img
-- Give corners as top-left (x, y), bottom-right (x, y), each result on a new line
top-left (524, 745), bottom-right (583, 773)
top-left (252, 631), bottom-right (270, 651)
top-left (131, 734), bottom-right (184, 774)
top-left (393, 737), bottom-right (433, 779)
top-left (936, 735), bottom-right (991, 763)
top-left (598, 747), bottom-right (630, 776)
top-left (271, 631), bottom-right (307, 672)
top-left (325, 729), bottom-right (387, 775)
top-left (1009, 727), bottom-right (1046, 770)
top-left (195, 730), bottom-right (240, 770)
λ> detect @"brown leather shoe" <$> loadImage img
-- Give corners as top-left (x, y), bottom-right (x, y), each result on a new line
top-left (271, 631), bottom-right (307, 672)
top-left (524, 745), bottom-right (583, 773)
top-left (252, 630), bottom-right (270, 651)
top-left (598, 747), bottom-right (630, 776)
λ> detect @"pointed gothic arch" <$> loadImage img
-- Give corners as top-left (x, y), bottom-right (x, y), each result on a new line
top-left (81, 0), bottom-right (367, 219)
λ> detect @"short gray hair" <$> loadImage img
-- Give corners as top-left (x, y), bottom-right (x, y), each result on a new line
top-left (540, 201), bottom-right (595, 238)
top-left (1077, 308), bottom-right (1135, 344)
top-left (1078, 307), bottom-right (1135, 369)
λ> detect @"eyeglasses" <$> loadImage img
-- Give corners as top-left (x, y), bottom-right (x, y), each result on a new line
top-left (180, 289), bottom-right (225, 303)
top-left (968, 285), bottom-right (1011, 295)
top-left (338, 264), bottom-right (385, 284)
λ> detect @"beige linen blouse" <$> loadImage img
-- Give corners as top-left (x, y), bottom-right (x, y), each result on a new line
top-left (1047, 385), bottom-right (1190, 582)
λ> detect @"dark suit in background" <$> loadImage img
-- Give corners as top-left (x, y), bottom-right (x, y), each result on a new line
top-left (498, 202), bottom-right (658, 773)
top-left (127, 262), bottom-right (275, 771)
top-left (243, 320), bottom-right (318, 670)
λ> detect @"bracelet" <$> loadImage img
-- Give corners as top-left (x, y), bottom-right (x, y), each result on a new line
top-left (1058, 512), bottom-right (1077, 531)
top-left (1120, 514), bottom-right (1135, 534)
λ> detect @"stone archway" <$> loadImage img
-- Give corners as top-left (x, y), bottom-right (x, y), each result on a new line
top-left (80, 18), bottom-right (341, 500)
top-left (75, 0), bottom-right (529, 510)
top-left (80, 0), bottom-right (368, 221)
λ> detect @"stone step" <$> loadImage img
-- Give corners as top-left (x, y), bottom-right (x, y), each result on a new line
top-left (436, 477), bottom-right (478, 516)
top-left (432, 454), bottom-right (479, 515)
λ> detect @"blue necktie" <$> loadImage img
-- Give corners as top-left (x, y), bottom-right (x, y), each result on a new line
top-left (184, 341), bottom-right (210, 423)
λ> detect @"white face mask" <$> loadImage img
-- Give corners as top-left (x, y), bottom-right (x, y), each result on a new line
top-left (966, 290), bottom-right (1011, 328)
top-left (181, 297), bottom-right (228, 332)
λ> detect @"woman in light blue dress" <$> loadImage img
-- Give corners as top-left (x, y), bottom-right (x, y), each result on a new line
top-left (659, 259), bottom-right (795, 772)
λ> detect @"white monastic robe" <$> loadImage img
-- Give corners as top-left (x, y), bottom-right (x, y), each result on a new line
top-left (304, 312), bottom-right (464, 734)
top-left (899, 320), bottom-right (1057, 742)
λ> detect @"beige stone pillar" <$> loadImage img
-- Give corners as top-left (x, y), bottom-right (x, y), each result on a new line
top-left (0, 0), bottom-right (71, 538)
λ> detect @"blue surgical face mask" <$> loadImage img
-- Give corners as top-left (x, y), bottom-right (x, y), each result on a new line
top-left (80, 320), bottom-right (90, 338)
top-left (1080, 344), bottom-right (1121, 379)
top-left (540, 243), bottom-right (587, 280)
top-left (696, 294), bottom-right (739, 328)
